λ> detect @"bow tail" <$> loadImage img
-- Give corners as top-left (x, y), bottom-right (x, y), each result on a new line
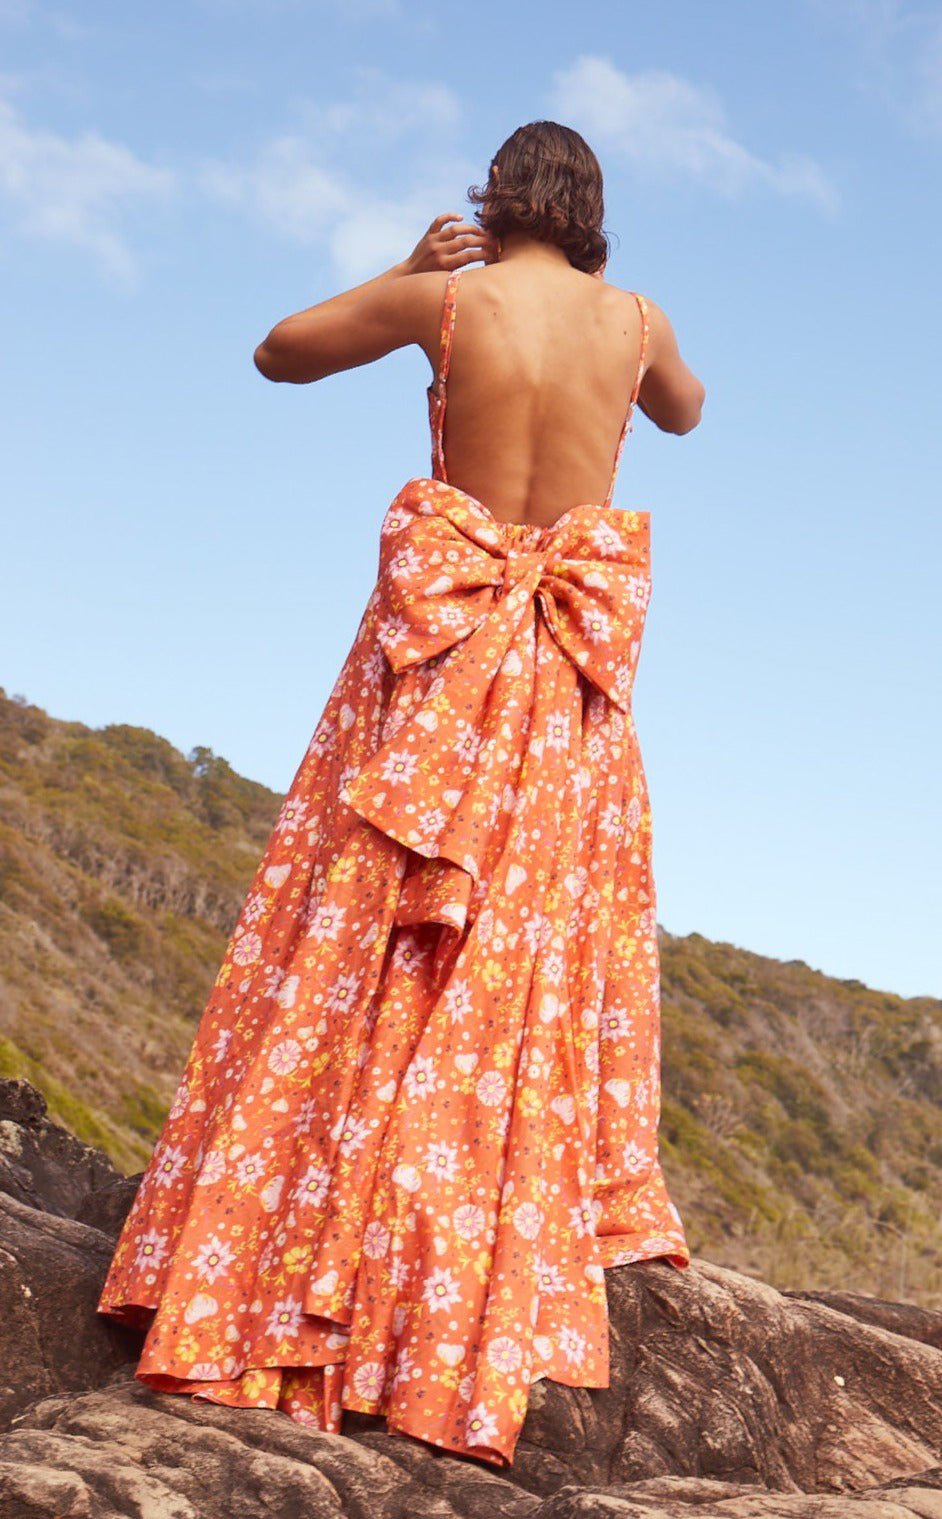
top-left (341, 593), bottom-right (535, 952)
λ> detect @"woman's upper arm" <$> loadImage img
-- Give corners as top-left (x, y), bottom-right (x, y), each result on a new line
top-left (639, 297), bottom-right (706, 435)
top-left (254, 270), bottom-right (445, 385)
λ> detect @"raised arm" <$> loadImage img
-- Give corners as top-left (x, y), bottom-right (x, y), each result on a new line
top-left (253, 213), bottom-right (497, 385)
top-left (636, 298), bottom-right (706, 435)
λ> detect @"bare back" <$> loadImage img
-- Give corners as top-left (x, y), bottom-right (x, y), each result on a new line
top-left (425, 261), bottom-right (647, 530)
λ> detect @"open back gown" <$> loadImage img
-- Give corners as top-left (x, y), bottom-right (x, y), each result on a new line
top-left (97, 266), bottom-right (691, 1468)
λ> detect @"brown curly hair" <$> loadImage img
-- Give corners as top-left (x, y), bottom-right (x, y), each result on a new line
top-left (467, 120), bottom-right (610, 275)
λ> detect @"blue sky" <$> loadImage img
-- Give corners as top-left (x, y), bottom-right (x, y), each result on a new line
top-left (2, 0), bottom-right (940, 999)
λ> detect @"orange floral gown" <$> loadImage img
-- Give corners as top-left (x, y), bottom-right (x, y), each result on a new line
top-left (97, 267), bottom-right (691, 1468)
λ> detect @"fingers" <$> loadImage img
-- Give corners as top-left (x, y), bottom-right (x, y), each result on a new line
top-left (431, 211), bottom-right (463, 231)
top-left (444, 245), bottom-right (492, 267)
top-left (437, 220), bottom-right (482, 243)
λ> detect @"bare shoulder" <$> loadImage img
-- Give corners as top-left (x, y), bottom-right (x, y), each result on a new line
top-left (603, 283), bottom-right (705, 435)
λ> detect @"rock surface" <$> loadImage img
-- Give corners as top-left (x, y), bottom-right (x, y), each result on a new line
top-left (0, 1075), bottom-right (940, 1518)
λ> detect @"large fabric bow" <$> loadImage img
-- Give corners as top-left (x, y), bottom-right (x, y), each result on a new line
top-left (373, 481), bottom-right (651, 714)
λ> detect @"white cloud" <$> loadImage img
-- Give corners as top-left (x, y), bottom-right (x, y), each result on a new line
top-left (804, 0), bottom-right (942, 134)
top-left (551, 55), bottom-right (838, 212)
top-left (0, 94), bottom-right (175, 283)
top-left (196, 73), bottom-right (472, 280)
top-left (314, 68), bottom-right (461, 140)
top-left (197, 132), bottom-right (478, 281)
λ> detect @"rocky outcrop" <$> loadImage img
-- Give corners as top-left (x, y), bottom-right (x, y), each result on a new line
top-left (0, 1075), bottom-right (939, 1518)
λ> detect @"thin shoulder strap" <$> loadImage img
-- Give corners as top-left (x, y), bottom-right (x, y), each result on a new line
top-left (603, 290), bottom-right (650, 509)
top-left (429, 267), bottom-right (465, 481)
top-left (434, 268), bottom-right (463, 394)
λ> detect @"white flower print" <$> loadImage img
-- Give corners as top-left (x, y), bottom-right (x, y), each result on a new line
top-left (568, 1199), bottom-right (596, 1239)
top-left (362, 1220), bottom-right (391, 1259)
top-left (581, 607), bottom-right (612, 643)
top-left (293, 1162), bottom-right (331, 1208)
top-left (424, 1140), bottom-right (459, 1182)
top-left (404, 1055), bottom-right (437, 1101)
top-left (336, 1115), bottom-right (370, 1156)
top-left (275, 796), bottom-right (309, 833)
top-left (443, 979), bottom-right (474, 1024)
top-left (268, 1038), bottom-right (303, 1075)
top-left (558, 1324), bottom-right (588, 1366)
top-left (380, 749), bottom-right (419, 785)
top-left (273, 972), bottom-right (299, 1008)
top-left (234, 1152), bottom-right (267, 1187)
top-left (534, 1256), bottom-right (566, 1295)
top-left (622, 1139), bottom-right (650, 1175)
top-left (353, 1360), bottom-right (387, 1400)
top-left (305, 903), bottom-right (347, 943)
top-left (486, 1336), bottom-right (523, 1373)
top-left (600, 1003), bottom-right (632, 1041)
top-left (512, 1200), bottom-right (544, 1240)
top-left (422, 1266), bottom-right (462, 1312)
top-left (232, 930), bottom-right (262, 966)
top-left (326, 970), bottom-right (361, 1015)
top-left (266, 1297), bottom-right (304, 1338)
top-left (193, 1234), bottom-right (236, 1283)
top-left (475, 1069), bottom-right (508, 1108)
top-left (389, 1346), bottom-right (416, 1391)
top-left (195, 1151), bottom-right (226, 1187)
top-left (627, 573), bottom-right (651, 610)
top-left (452, 1203), bottom-right (486, 1241)
top-left (153, 1145), bottom-right (187, 1188)
top-left (465, 1403), bottom-right (500, 1446)
top-left (134, 1229), bottom-right (168, 1270)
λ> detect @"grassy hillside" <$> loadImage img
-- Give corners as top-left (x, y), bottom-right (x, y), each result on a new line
top-left (0, 686), bottom-right (939, 1306)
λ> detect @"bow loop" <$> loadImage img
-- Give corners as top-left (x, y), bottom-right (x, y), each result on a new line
top-left (374, 480), bottom-right (650, 710)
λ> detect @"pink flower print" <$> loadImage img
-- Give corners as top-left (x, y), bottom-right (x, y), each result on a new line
top-left (134, 1229), bottom-right (169, 1271)
top-left (545, 710), bottom-right (571, 752)
top-left (627, 573), bottom-right (651, 610)
top-left (534, 1256), bottom-right (566, 1296)
top-left (234, 1152), bottom-right (267, 1187)
top-left (475, 1069), bottom-right (508, 1108)
top-left (465, 1403), bottom-right (500, 1446)
top-left (275, 976), bottom-right (301, 1011)
top-left (193, 1235), bottom-right (236, 1284)
top-left (326, 970), bottom-right (361, 1015)
top-left (275, 796), bottom-right (309, 834)
top-left (581, 607), bottom-right (613, 643)
top-left (293, 1162), bottom-right (331, 1208)
top-left (452, 1203), bottom-right (486, 1241)
top-left (424, 1139), bottom-right (460, 1182)
top-left (352, 1361), bottom-right (387, 1400)
top-left (443, 979), bottom-right (474, 1025)
top-left (422, 1266), bottom-right (462, 1313)
top-left (194, 1154), bottom-right (224, 1190)
top-left (404, 1055), bottom-right (438, 1101)
top-left (600, 1003), bottom-right (632, 1041)
top-left (336, 1114), bottom-right (370, 1156)
top-left (268, 1038), bottom-right (303, 1076)
top-left (512, 1201), bottom-right (544, 1240)
top-left (266, 1297), bottom-right (304, 1338)
top-left (568, 1199), bottom-right (596, 1239)
top-left (362, 1221), bottom-right (392, 1259)
top-left (622, 1139), bottom-right (650, 1176)
top-left (486, 1336), bottom-right (523, 1373)
top-left (305, 903), bottom-right (347, 943)
top-left (153, 1145), bottom-right (188, 1188)
top-left (232, 930), bottom-right (263, 967)
top-left (558, 1325), bottom-right (588, 1366)
top-left (380, 749), bottom-right (419, 785)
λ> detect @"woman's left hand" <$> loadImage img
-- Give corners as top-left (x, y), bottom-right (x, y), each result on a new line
top-left (402, 212), bottom-right (498, 275)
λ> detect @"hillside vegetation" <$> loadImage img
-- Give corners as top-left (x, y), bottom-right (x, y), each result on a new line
top-left (0, 686), bottom-right (939, 1306)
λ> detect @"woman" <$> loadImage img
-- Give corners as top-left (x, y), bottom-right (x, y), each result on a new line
top-left (97, 120), bottom-right (705, 1469)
